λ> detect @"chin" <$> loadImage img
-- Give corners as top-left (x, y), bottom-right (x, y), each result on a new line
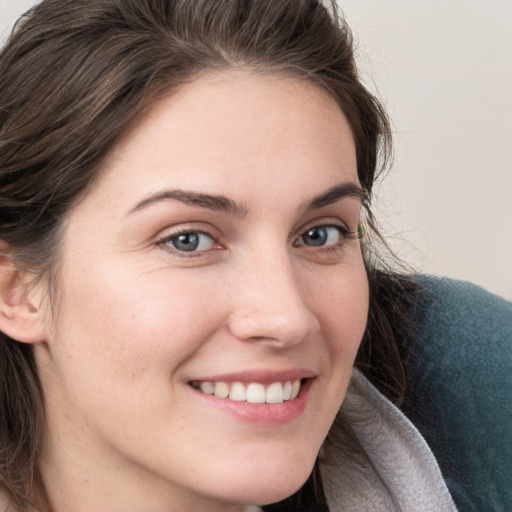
top-left (208, 451), bottom-right (317, 507)
top-left (219, 477), bottom-right (311, 508)
top-left (249, 475), bottom-right (311, 506)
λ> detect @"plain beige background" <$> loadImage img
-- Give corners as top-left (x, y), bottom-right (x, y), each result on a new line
top-left (1, 0), bottom-right (511, 299)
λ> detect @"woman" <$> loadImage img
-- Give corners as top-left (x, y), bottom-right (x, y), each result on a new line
top-left (0, 1), bottom-right (509, 511)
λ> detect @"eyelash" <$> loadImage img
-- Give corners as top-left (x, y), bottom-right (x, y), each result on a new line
top-left (156, 223), bottom-right (360, 258)
top-left (294, 224), bottom-right (359, 249)
top-left (157, 229), bottom-right (218, 257)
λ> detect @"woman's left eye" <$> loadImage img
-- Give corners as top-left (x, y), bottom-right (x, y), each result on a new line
top-left (296, 225), bottom-right (347, 247)
top-left (161, 231), bottom-right (216, 253)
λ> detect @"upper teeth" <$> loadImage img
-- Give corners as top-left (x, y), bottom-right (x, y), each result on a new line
top-left (193, 379), bottom-right (301, 404)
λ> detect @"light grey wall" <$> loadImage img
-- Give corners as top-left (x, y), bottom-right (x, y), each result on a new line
top-left (1, 0), bottom-right (511, 298)
top-left (0, 0), bottom-right (35, 41)
top-left (340, 1), bottom-right (512, 299)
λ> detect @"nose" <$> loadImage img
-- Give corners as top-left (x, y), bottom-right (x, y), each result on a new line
top-left (226, 251), bottom-right (320, 347)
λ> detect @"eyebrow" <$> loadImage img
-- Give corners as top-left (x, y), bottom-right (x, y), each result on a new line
top-left (129, 190), bottom-right (248, 217)
top-left (128, 181), bottom-right (365, 217)
top-left (304, 182), bottom-right (366, 212)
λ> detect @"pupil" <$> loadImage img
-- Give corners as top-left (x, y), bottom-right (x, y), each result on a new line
top-left (173, 233), bottom-right (199, 251)
top-left (305, 227), bottom-right (327, 246)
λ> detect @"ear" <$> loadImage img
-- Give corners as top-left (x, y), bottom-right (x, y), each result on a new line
top-left (0, 250), bottom-right (48, 344)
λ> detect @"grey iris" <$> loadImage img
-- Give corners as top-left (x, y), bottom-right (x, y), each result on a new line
top-left (172, 233), bottom-right (200, 251)
top-left (303, 227), bottom-right (328, 246)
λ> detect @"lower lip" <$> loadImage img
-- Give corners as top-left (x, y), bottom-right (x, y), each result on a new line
top-left (190, 378), bottom-right (314, 426)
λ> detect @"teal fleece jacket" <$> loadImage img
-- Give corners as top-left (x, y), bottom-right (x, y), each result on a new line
top-left (404, 276), bottom-right (512, 512)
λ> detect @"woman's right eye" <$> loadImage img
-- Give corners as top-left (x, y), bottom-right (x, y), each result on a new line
top-left (160, 231), bottom-right (216, 253)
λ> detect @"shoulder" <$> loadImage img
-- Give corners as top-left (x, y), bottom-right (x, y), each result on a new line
top-left (410, 274), bottom-right (511, 338)
top-left (403, 275), bottom-right (512, 512)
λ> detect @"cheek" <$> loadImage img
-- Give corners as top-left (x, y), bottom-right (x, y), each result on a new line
top-left (311, 263), bottom-right (369, 347)
top-left (310, 264), bottom-right (369, 396)
top-left (50, 263), bottom-right (227, 389)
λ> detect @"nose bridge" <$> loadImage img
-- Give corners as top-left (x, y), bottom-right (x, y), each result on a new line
top-left (227, 244), bottom-right (319, 344)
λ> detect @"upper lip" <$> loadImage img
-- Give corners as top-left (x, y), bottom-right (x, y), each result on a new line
top-left (188, 368), bottom-right (316, 385)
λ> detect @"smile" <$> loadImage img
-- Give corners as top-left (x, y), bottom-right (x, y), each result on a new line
top-left (190, 379), bottom-right (302, 404)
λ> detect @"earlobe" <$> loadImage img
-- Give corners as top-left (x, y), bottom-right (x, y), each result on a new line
top-left (0, 254), bottom-right (47, 344)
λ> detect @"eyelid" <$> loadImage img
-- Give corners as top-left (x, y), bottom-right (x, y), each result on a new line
top-left (155, 224), bottom-right (223, 255)
top-left (295, 224), bottom-right (356, 246)
top-left (294, 216), bottom-right (358, 240)
top-left (155, 221), bottom-right (220, 240)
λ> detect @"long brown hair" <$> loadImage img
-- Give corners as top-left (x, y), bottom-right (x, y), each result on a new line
top-left (0, 1), bottom-right (415, 510)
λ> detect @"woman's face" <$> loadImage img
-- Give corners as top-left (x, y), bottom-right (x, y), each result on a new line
top-left (35, 71), bottom-right (369, 512)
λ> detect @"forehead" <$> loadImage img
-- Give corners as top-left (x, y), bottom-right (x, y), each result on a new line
top-left (86, 70), bottom-right (357, 212)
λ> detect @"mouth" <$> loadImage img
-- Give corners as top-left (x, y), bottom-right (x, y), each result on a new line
top-left (189, 379), bottom-right (305, 404)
